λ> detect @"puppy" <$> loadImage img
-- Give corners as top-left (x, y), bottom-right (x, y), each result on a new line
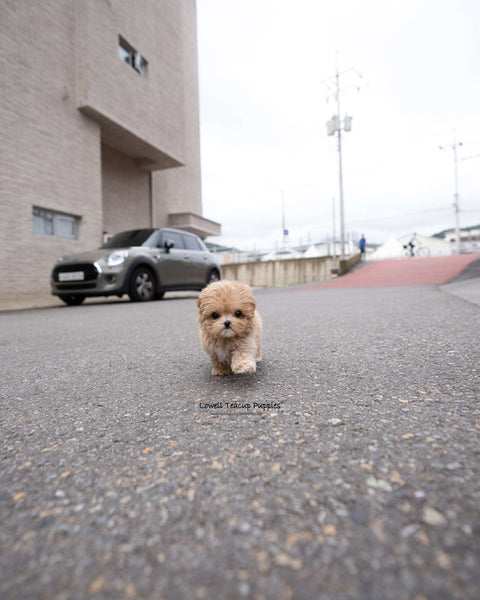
top-left (198, 280), bottom-right (262, 375)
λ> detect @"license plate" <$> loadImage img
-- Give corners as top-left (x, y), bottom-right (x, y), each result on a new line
top-left (58, 271), bottom-right (85, 282)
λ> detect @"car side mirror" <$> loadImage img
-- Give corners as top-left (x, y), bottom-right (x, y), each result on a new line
top-left (164, 240), bottom-right (174, 253)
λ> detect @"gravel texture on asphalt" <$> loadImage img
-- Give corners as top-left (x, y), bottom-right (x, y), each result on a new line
top-left (1, 284), bottom-right (479, 600)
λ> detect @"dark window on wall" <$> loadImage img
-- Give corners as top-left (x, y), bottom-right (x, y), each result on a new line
top-left (33, 207), bottom-right (79, 239)
top-left (118, 36), bottom-right (147, 76)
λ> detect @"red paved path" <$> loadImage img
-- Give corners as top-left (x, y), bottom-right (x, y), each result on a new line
top-left (309, 254), bottom-right (479, 289)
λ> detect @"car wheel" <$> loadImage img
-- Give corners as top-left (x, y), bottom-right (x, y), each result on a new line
top-left (129, 267), bottom-right (155, 302)
top-left (59, 294), bottom-right (85, 306)
top-left (207, 269), bottom-right (220, 285)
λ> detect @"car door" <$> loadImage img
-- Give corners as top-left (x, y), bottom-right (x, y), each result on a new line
top-left (154, 230), bottom-right (188, 287)
top-left (182, 233), bottom-right (210, 285)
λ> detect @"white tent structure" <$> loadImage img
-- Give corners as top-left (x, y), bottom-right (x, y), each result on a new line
top-left (303, 244), bottom-right (323, 258)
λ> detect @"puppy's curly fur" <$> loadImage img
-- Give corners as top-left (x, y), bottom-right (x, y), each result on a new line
top-left (198, 280), bottom-right (262, 375)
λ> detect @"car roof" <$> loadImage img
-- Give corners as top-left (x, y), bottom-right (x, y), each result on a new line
top-left (160, 228), bottom-right (197, 237)
top-left (113, 227), bottom-right (198, 238)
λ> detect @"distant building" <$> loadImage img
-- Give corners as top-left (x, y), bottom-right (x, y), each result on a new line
top-left (439, 226), bottom-right (480, 254)
top-left (0, 0), bottom-right (220, 296)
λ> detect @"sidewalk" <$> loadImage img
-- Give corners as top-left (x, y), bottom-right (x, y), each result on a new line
top-left (441, 276), bottom-right (480, 307)
top-left (0, 296), bottom-right (65, 312)
top-left (304, 253), bottom-right (480, 307)
top-left (315, 253), bottom-right (480, 289)
top-left (0, 291), bottom-right (200, 313)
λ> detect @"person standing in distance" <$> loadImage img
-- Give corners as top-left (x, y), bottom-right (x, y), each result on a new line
top-left (359, 234), bottom-right (367, 260)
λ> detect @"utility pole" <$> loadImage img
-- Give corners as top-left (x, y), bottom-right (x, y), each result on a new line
top-left (332, 196), bottom-right (337, 272)
top-left (325, 61), bottom-right (358, 261)
top-left (336, 66), bottom-right (346, 263)
top-left (439, 131), bottom-right (462, 254)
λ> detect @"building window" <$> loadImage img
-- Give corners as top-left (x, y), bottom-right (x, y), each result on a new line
top-left (33, 207), bottom-right (79, 239)
top-left (118, 36), bottom-right (146, 76)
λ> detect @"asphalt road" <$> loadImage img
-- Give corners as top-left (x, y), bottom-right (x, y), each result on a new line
top-left (1, 281), bottom-right (479, 600)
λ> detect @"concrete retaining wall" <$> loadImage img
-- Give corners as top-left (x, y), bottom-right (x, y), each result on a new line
top-left (339, 253), bottom-right (361, 275)
top-left (221, 256), bottom-right (334, 288)
top-left (221, 254), bottom-right (362, 288)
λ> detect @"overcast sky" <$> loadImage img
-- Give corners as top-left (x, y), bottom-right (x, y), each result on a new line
top-left (196, 0), bottom-right (480, 249)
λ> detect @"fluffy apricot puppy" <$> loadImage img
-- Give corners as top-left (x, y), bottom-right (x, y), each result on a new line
top-left (198, 280), bottom-right (262, 375)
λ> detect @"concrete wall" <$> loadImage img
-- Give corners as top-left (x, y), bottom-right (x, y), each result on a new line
top-left (152, 0), bottom-right (203, 227)
top-left (101, 146), bottom-right (150, 236)
top-left (76, 0), bottom-right (184, 166)
top-left (339, 253), bottom-right (361, 274)
top-left (221, 257), bottom-right (334, 288)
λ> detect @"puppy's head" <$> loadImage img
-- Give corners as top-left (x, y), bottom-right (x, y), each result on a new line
top-left (198, 280), bottom-right (256, 340)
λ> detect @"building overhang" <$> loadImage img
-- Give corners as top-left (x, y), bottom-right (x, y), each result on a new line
top-left (168, 212), bottom-right (221, 239)
top-left (79, 106), bottom-right (183, 172)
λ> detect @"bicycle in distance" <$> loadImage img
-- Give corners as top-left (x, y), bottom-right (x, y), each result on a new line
top-left (402, 243), bottom-right (430, 258)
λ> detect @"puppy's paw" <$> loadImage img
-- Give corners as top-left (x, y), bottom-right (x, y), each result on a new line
top-left (232, 359), bottom-right (256, 374)
top-left (211, 363), bottom-right (230, 376)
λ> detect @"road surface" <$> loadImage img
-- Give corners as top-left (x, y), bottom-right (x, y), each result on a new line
top-left (1, 256), bottom-right (479, 599)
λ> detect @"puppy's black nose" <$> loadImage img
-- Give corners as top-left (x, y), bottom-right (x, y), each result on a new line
top-left (223, 320), bottom-right (231, 329)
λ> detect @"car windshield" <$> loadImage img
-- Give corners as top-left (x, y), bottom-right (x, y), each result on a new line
top-left (102, 229), bottom-right (155, 249)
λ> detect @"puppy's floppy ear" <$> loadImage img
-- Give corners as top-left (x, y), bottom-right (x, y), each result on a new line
top-left (240, 286), bottom-right (256, 317)
top-left (197, 289), bottom-right (208, 314)
top-left (245, 299), bottom-right (256, 317)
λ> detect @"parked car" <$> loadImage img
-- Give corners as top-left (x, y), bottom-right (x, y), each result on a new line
top-left (51, 228), bottom-right (221, 305)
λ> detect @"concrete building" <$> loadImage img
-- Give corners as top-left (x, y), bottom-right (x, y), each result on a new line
top-left (439, 227), bottom-right (480, 254)
top-left (0, 0), bottom-right (220, 297)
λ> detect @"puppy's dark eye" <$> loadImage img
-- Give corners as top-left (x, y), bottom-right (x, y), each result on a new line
top-left (234, 310), bottom-right (243, 317)
top-left (211, 312), bottom-right (220, 319)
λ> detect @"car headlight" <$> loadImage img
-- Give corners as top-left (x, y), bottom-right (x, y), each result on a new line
top-left (106, 250), bottom-right (129, 266)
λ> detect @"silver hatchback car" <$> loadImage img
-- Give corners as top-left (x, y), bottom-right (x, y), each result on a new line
top-left (51, 228), bottom-right (221, 305)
